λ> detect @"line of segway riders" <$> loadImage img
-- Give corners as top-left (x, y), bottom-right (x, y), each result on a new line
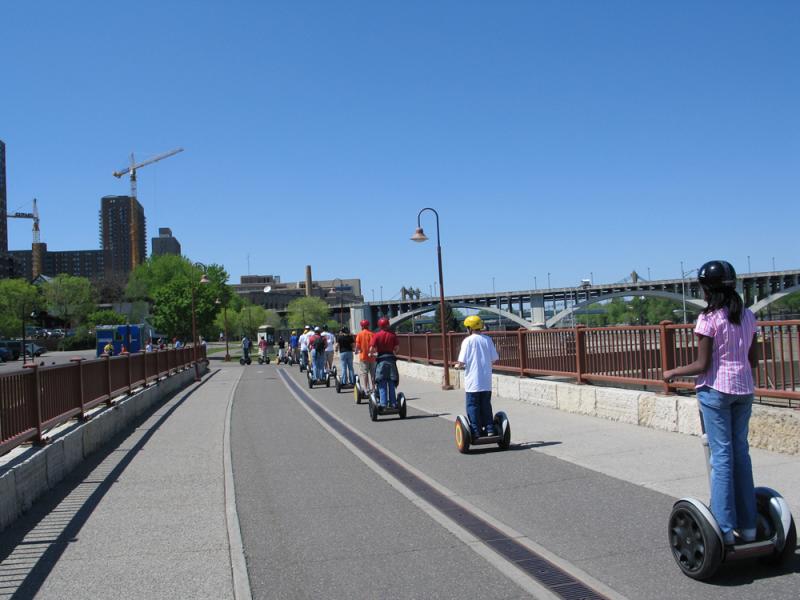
top-left (244, 261), bottom-right (797, 581)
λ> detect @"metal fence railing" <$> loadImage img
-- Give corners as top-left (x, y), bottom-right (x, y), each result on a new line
top-left (0, 347), bottom-right (206, 457)
top-left (396, 320), bottom-right (800, 409)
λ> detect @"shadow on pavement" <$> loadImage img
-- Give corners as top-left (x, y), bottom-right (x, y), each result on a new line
top-left (705, 546), bottom-right (800, 585)
top-left (0, 369), bottom-right (219, 599)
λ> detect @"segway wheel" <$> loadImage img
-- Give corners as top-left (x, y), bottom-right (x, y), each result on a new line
top-left (455, 417), bottom-right (470, 454)
top-left (239, 358), bottom-right (245, 365)
top-left (336, 377), bottom-right (342, 393)
top-left (369, 397), bottom-right (378, 422)
top-left (326, 375), bottom-right (331, 387)
top-left (668, 500), bottom-right (722, 580)
top-left (246, 358), bottom-right (252, 365)
top-left (265, 356), bottom-right (271, 364)
top-left (495, 413), bottom-right (511, 449)
top-left (307, 372), bottom-right (313, 389)
top-left (755, 488), bottom-right (797, 565)
top-left (398, 393), bottom-right (407, 419)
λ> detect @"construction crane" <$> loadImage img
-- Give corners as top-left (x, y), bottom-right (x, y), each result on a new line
top-left (7, 198), bottom-right (44, 278)
top-left (112, 147), bottom-right (184, 269)
top-left (7, 197), bottom-right (41, 243)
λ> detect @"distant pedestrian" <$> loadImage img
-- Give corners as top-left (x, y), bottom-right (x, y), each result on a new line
top-left (258, 336), bottom-right (268, 361)
top-left (175, 339), bottom-right (183, 349)
top-left (145, 340), bottom-right (153, 352)
top-left (103, 341), bottom-right (114, 356)
top-left (455, 315), bottom-right (499, 438)
top-left (663, 260), bottom-right (758, 546)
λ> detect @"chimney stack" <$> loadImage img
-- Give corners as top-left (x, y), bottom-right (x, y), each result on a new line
top-left (305, 265), bottom-right (313, 296)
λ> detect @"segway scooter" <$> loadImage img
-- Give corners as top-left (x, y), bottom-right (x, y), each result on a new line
top-left (306, 365), bottom-right (332, 389)
top-left (239, 356), bottom-right (252, 365)
top-left (367, 386), bottom-right (407, 421)
top-left (257, 353), bottom-right (271, 365)
top-left (454, 412), bottom-right (511, 453)
top-left (668, 411), bottom-right (796, 580)
top-left (353, 375), bottom-right (370, 404)
top-left (335, 368), bottom-right (355, 394)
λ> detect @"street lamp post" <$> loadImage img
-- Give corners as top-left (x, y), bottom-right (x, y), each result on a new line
top-left (411, 207), bottom-right (453, 390)
top-left (191, 262), bottom-right (210, 381)
top-left (22, 308), bottom-right (32, 365)
top-left (216, 298), bottom-right (231, 361)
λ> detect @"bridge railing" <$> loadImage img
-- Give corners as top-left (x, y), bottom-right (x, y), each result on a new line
top-left (396, 320), bottom-right (800, 407)
top-left (0, 347), bottom-right (207, 457)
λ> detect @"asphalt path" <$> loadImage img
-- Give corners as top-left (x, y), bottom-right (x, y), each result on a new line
top-left (231, 363), bottom-right (799, 599)
top-left (0, 348), bottom-right (96, 373)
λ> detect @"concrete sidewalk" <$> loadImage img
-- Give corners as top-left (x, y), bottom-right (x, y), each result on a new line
top-left (0, 365), bottom-right (243, 600)
top-left (396, 376), bottom-right (800, 514)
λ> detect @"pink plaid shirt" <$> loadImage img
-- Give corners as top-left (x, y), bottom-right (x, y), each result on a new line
top-left (695, 308), bottom-right (756, 395)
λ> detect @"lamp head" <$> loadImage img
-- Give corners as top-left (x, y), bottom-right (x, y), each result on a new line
top-left (410, 227), bottom-right (428, 243)
top-left (199, 274), bottom-right (210, 284)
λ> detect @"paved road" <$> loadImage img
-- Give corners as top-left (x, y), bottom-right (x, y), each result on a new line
top-left (0, 349), bottom-right (96, 373)
top-left (232, 363), bottom-right (799, 599)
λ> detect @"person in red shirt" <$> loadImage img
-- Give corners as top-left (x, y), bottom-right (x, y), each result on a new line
top-left (369, 317), bottom-right (400, 408)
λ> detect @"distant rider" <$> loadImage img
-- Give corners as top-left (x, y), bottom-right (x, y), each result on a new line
top-left (355, 319), bottom-right (376, 392)
top-left (298, 325), bottom-right (311, 370)
top-left (308, 327), bottom-right (328, 381)
top-left (289, 330), bottom-right (299, 362)
top-left (322, 324), bottom-right (336, 372)
top-left (336, 326), bottom-right (356, 385)
top-left (242, 336), bottom-right (252, 363)
top-left (369, 317), bottom-right (400, 409)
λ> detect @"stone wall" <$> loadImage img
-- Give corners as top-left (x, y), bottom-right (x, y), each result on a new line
top-left (0, 365), bottom-right (207, 532)
top-left (396, 361), bottom-right (800, 456)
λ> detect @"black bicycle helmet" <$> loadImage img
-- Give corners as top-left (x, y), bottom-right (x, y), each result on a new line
top-left (698, 260), bottom-right (737, 290)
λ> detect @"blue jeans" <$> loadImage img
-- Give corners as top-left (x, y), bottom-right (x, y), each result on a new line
top-left (698, 386), bottom-right (757, 540)
top-left (376, 378), bottom-right (396, 408)
top-left (466, 391), bottom-right (495, 437)
top-left (340, 351), bottom-right (355, 384)
top-left (300, 349), bottom-right (308, 369)
top-left (312, 350), bottom-right (326, 381)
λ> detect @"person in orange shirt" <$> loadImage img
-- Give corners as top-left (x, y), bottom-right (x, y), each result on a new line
top-left (355, 319), bottom-right (376, 392)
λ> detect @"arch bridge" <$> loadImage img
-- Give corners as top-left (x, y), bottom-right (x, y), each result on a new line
top-left (351, 269), bottom-right (800, 329)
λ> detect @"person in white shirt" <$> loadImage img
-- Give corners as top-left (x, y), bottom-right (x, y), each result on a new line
top-left (322, 324), bottom-right (336, 372)
top-left (454, 315), bottom-right (499, 438)
top-left (298, 325), bottom-right (311, 370)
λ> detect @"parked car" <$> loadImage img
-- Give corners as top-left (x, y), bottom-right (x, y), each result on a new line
top-left (26, 343), bottom-right (45, 357)
top-left (0, 347), bottom-right (10, 362)
top-left (0, 340), bottom-right (20, 361)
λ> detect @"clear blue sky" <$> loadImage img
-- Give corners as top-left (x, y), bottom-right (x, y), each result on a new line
top-left (2, 1), bottom-right (798, 299)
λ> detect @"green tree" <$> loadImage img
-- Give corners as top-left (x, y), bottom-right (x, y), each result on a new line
top-left (130, 256), bottom-right (230, 341)
top-left (87, 309), bottom-right (128, 328)
top-left (238, 304), bottom-right (267, 339)
top-left (0, 279), bottom-right (43, 338)
top-left (286, 297), bottom-right (331, 329)
top-left (43, 274), bottom-right (96, 328)
top-left (430, 302), bottom-right (463, 332)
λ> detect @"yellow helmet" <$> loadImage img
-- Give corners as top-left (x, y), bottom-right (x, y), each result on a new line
top-left (464, 315), bottom-right (484, 330)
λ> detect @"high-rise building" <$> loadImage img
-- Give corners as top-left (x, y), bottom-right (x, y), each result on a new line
top-left (0, 139), bottom-right (8, 258)
top-left (100, 195), bottom-right (146, 277)
top-left (151, 227), bottom-right (181, 257)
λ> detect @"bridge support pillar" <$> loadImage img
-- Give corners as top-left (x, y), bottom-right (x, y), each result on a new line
top-left (530, 293), bottom-right (545, 327)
